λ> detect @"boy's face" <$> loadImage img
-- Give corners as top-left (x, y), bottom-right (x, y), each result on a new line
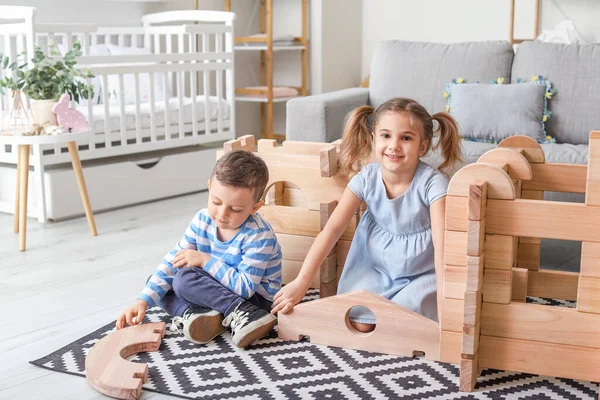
top-left (207, 178), bottom-right (263, 231)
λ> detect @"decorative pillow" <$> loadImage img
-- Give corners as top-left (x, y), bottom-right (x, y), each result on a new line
top-left (103, 44), bottom-right (168, 105)
top-left (444, 76), bottom-right (555, 143)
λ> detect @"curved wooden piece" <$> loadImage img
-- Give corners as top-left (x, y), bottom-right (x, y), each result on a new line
top-left (278, 290), bottom-right (441, 361)
top-left (498, 135), bottom-right (545, 163)
top-left (478, 148), bottom-right (533, 181)
top-left (448, 163), bottom-right (516, 199)
top-left (85, 322), bottom-right (166, 400)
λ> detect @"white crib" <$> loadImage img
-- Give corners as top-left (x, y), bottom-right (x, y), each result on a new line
top-left (0, 6), bottom-right (236, 222)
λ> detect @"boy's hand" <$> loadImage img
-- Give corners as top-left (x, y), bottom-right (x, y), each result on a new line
top-left (271, 278), bottom-right (310, 315)
top-left (116, 299), bottom-right (149, 330)
top-left (173, 250), bottom-right (210, 268)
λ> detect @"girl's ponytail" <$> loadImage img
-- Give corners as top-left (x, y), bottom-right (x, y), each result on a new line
top-left (340, 105), bottom-right (375, 176)
top-left (432, 112), bottom-right (463, 173)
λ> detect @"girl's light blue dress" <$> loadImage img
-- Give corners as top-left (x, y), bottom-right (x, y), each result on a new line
top-left (337, 161), bottom-right (448, 323)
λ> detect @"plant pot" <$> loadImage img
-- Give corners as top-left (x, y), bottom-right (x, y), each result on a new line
top-left (30, 99), bottom-right (58, 126)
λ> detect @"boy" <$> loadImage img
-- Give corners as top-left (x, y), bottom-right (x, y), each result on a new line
top-left (116, 150), bottom-right (281, 349)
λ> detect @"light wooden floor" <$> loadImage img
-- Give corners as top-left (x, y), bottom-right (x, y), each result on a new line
top-left (0, 191), bottom-right (209, 399)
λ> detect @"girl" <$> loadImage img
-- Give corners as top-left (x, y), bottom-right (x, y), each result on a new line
top-left (271, 97), bottom-right (462, 332)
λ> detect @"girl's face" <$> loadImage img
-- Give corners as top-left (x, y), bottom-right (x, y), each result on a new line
top-left (372, 111), bottom-right (429, 175)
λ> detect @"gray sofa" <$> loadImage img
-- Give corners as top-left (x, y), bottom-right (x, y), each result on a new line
top-left (286, 40), bottom-right (600, 272)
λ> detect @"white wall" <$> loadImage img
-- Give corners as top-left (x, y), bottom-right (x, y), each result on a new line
top-left (362, 0), bottom-right (600, 77)
top-left (1, 0), bottom-right (151, 25)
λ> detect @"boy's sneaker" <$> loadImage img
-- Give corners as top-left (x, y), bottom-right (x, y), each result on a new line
top-left (170, 305), bottom-right (226, 344)
top-left (222, 301), bottom-right (277, 349)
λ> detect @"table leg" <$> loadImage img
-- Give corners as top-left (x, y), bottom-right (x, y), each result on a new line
top-left (13, 154), bottom-right (21, 233)
top-left (33, 144), bottom-right (47, 223)
top-left (67, 141), bottom-right (97, 236)
top-left (18, 144), bottom-right (30, 251)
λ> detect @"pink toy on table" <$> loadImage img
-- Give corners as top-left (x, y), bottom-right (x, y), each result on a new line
top-left (52, 94), bottom-right (89, 133)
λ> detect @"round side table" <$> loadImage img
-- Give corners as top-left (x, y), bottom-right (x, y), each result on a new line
top-left (0, 131), bottom-right (98, 251)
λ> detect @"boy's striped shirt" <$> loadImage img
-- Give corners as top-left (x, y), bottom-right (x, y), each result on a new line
top-left (139, 209), bottom-right (282, 307)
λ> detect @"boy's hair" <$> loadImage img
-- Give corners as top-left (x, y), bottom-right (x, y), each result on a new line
top-left (212, 150), bottom-right (269, 203)
top-left (340, 97), bottom-right (463, 175)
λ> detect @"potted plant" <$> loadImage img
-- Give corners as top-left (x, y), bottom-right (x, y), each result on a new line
top-left (0, 41), bottom-right (95, 126)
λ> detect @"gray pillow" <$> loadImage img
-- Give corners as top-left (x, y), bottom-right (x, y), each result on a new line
top-left (448, 83), bottom-right (546, 142)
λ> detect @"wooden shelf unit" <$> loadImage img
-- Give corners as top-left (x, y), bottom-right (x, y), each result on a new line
top-left (225, 0), bottom-right (308, 140)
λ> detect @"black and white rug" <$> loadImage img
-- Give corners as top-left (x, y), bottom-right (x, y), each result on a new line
top-left (31, 291), bottom-right (599, 399)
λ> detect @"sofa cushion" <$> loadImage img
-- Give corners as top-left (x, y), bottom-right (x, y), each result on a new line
top-left (369, 40), bottom-right (514, 113)
top-left (447, 82), bottom-right (548, 142)
top-left (512, 41), bottom-right (600, 145)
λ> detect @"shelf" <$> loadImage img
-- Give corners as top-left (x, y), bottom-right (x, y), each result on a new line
top-left (234, 44), bottom-right (306, 51)
top-left (235, 95), bottom-right (300, 103)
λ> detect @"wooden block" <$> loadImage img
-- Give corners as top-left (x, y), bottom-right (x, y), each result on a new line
top-left (283, 187), bottom-right (321, 210)
top-left (468, 182), bottom-right (487, 221)
top-left (517, 243), bottom-right (540, 271)
top-left (320, 254), bottom-right (337, 283)
top-left (484, 234), bottom-right (514, 270)
top-left (523, 163), bottom-right (587, 193)
top-left (319, 146), bottom-right (339, 177)
top-left (257, 138), bottom-right (277, 152)
top-left (319, 280), bottom-right (338, 298)
top-left (497, 135), bottom-right (545, 163)
top-left (448, 163), bottom-right (516, 200)
top-left (336, 240), bottom-right (352, 267)
top-left (577, 276), bottom-right (600, 314)
top-left (440, 331), bottom-right (462, 364)
top-left (260, 205), bottom-right (356, 241)
top-left (85, 322), bottom-right (166, 400)
top-left (581, 242), bottom-right (600, 278)
top-left (586, 131), bottom-right (600, 205)
top-left (278, 233), bottom-right (318, 262)
top-left (463, 290), bottom-right (482, 327)
top-left (466, 255), bottom-right (484, 292)
top-left (443, 265), bottom-right (466, 300)
top-left (282, 260), bottom-right (320, 288)
top-left (265, 181), bottom-right (284, 205)
top-left (440, 297), bottom-right (464, 332)
top-left (513, 179), bottom-right (522, 198)
top-left (482, 269), bottom-right (512, 304)
top-left (444, 230), bottom-right (467, 267)
top-left (459, 354), bottom-right (479, 392)
top-left (446, 195), bottom-right (468, 232)
top-left (482, 301), bottom-right (600, 349)
top-left (487, 199), bottom-right (600, 242)
top-left (511, 267), bottom-right (528, 302)
top-left (320, 201), bottom-right (337, 230)
top-left (528, 270), bottom-right (579, 301)
top-left (478, 148), bottom-right (533, 180)
top-left (479, 335), bottom-right (600, 383)
top-left (467, 218), bottom-right (485, 256)
top-left (224, 134), bottom-right (255, 153)
top-left (277, 290), bottom-right (441, 361)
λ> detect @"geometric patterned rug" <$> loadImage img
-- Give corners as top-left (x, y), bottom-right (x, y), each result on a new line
top-left (31, 290), bottom-right (599, 399)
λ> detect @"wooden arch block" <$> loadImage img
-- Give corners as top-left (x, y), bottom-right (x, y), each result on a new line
top-left (497, 135), bottom-right (545, 163)
top-left (278, 290), bottom-right (441, 361)
top-left (448, 163), bottom-right (516, 200)
top-left (85, 322), bottom-right (166, 400)
top-left (478, 148), bottom-right (533, 181)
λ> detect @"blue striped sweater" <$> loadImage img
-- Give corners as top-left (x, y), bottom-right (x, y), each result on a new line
top-left (139, 209), bottom-right (282, 307)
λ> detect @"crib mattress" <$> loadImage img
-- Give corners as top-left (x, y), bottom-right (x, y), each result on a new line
top-left (77, 96), bottom-right (231, 133)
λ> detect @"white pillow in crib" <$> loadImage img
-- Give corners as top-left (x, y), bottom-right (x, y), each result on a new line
top-left (57, 43), bottom-right (110, 106)
top-left (103, 44), bottom-right (168, 105)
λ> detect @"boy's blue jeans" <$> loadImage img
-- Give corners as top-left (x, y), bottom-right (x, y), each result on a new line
top-left (156, 267), bottom-right (272, 318)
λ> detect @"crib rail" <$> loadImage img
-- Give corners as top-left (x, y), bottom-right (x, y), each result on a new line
top-left (0, 7), bottom-right (235, 167)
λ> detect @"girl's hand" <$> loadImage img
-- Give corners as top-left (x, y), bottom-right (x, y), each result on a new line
top-left (116, 299), bottom-right (148, 330)
top-left (271, 278), bottom-right (310, 315)
top-left (173, 250), bottom-right (210, 268)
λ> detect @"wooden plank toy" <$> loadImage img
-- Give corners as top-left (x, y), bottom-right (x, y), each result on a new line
top-left (85, 322), bottom-right (166, 400)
